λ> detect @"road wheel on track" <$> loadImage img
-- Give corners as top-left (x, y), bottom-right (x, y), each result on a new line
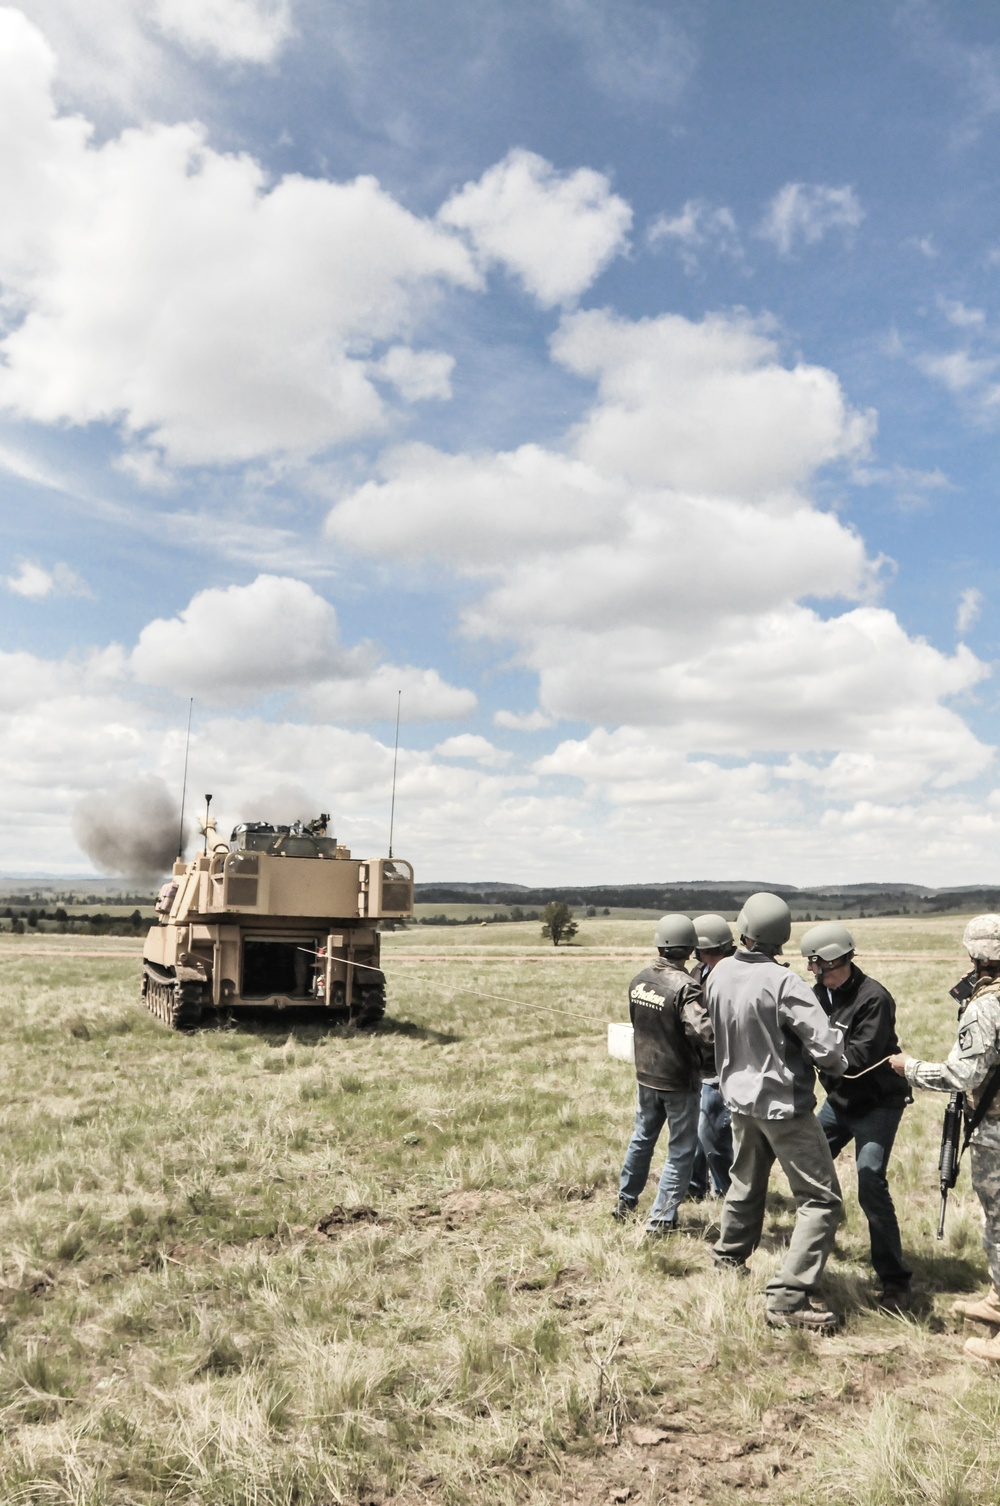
top-left (350, 980), bottom-right (386, 1027)
top-left (143, 971), bottom-right (204, 1030)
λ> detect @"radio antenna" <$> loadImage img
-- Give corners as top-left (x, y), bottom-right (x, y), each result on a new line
top-left (176, 697), bottom-right (193, 860)
top-left (388, 690), bottom-right (401, 858)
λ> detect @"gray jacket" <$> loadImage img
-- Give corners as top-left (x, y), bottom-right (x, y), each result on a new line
top-left (705, 950), bottom-right (848, 1119)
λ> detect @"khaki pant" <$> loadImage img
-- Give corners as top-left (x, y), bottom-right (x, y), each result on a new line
top-left (714, 1110), bottom-right (843, 1312)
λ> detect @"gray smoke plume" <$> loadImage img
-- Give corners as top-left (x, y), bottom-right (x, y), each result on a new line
top-left (237, 783), bottom-right (320, 827)
top-left (72, 776), bottom-right (188, 881)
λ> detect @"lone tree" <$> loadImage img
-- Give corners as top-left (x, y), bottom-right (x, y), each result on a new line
top-left (541, 901), bottom-right (578, 947)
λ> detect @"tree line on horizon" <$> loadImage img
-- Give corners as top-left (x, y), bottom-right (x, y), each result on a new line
top-left (414, 882), bottom-right (1000, 917)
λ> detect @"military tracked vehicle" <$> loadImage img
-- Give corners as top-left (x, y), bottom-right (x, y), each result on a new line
top-left (142, 804), bottom-right (413, 1029)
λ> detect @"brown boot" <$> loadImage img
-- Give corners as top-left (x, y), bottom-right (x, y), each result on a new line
top-left (965, 1331), bottom-right (1000, 1364)
top-left (951, 1289), bottom-right (1000, 1326)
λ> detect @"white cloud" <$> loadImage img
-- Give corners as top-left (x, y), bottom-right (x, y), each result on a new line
top-left (113, 446), bottom-right (176, 490)
top-left (16, 0), bottom-right (293, 117)
top-left (370, 345), bottom-right (455, 403)
top-left (129, 575), bottom-right (478, 719)
top-left (438, 148), bottom-right (631, 307)
top-left (328, 440), bottom-right (623, 565)
top-left (897, 1), bottom-right (1000, 147)
top-left (957, 586), bottom-right (983, 636)
top-left (435, 733), bottom-right (511, 767)
top-left (13, 0), bottom-right (185, 115)
top-left (0, 644), bottom-right (124, 713)
top-left (325, 302), bottom-right (992, 825)
top-left (535, 736), bottom-right (776, 809)
top-left (0, 631), bottom-right (996, 886)
top-left (550, 0), bottom-right (696, 105)
top-left (5, 559), bottom-right (90, 598)
top-left (494, 708), bottom-right (555, 731)
top-left (940, 297), bottom-right (986, 328)
top-left (758, 183), bottom-right (864, 256)
top-left (297, 664), bottom-right (477, 724)
top-left (130, 575), bottom-right (357, 701)
top-left (0, 10), bottom-right (478, 468)
top-left (853, 462), bottom-right (953, 511)
top-left (515, 607), bottom-right (987, 759)
top-left (330, 310), bottom-right (874, 571)
top-left (551, 308), bottom-right (874, 494)
top-left (152, 0), bottom-right (292, 62)
top-left (0, 440), bottom-right (66, 490)
top-left (917, 349), bottom-right (997, 393)
top-left (463, 505), bottom-right (875, 642)
top-left (647, 199), bottom-right (741, 274)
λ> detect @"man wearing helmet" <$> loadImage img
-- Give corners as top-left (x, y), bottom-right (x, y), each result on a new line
top-left (800, 922), bottom-right (912, 1312)
top-left (704, 892), bottom-right (848, 1329)
top-left (688, 914), bottom-right (736, 1200)
top-left (890, 914), bottom-right (1000, 1363)
top-left (613, 914), bottom-right (715, 1234)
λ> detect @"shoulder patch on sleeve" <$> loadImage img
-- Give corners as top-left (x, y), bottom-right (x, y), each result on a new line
top-left (958, 1020), bottom-right (985, 1058)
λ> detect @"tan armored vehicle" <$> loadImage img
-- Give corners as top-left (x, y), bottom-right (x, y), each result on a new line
top-left (142, 804), bottom-right (413, 1029)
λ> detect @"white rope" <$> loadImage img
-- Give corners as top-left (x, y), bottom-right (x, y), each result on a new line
top-left (303, 950), bottom-right (609, 1029)
top-left (841, 1053), bottom-right (895, 1080)
top-left (330, 952), bottom-right (903, 1067)
top-left (389, 968), bottom-right (610, 1027)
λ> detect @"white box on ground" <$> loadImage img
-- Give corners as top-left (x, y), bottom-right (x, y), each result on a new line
top-left (607, 1022), bottom-right (634, 1064)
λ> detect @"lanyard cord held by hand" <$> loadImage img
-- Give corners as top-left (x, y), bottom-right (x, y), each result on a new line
top-left (842, 1053), bottom-right (894, 1080)
top-left (331, 945), bottom-right (909, 1066)
top-left (352, 956), bottom-right (608, 1029)
top-left (397, 972), bottom-right (608, 1027)
top-left (345, 956), bottom-right (903, 1056)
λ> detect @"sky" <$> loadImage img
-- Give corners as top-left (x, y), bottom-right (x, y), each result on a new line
top-left (2, 0), bottom-right (1000, 885)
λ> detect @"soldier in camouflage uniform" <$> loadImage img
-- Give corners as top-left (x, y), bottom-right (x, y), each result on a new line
top-left (889, 914), bottom-right (1000, 1363)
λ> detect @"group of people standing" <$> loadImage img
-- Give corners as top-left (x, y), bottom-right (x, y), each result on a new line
top-left (614, 892), bottom-right (1000, 1358)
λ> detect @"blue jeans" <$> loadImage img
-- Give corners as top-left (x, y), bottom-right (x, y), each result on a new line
top-left (689, 1081), bottom-right (734, 1197)
top-left (818, 1098), bottom-right (912, 1289)
top-left (619, 1085), bottom-right (701, 1229)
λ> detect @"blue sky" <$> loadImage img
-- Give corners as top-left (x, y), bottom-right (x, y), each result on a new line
top-left (2, 0), bottom-right (1000, 884)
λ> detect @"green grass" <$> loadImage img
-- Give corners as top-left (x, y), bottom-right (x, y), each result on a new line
top-left (0, 920), bottom-right (995, 1502)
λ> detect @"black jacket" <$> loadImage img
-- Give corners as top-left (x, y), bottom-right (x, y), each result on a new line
top-left (814, 964), bottom-right (911, 1115)
top-left (628, 956), bottom-right (714, 1093)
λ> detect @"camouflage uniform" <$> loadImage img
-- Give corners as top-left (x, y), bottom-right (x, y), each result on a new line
top-left (905, 975), bottom-right (1000, 1293)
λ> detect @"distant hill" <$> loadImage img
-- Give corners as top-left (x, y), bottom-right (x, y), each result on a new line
top-left (418, 881), bottom-right (530, 893)
top-left (414, 879), bottom-right (1000, 918)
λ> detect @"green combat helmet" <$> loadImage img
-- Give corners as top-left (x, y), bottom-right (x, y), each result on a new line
top-left (653, 913), bottom-right (697, 953)
top-left (693, 913), bottom-right (734, 951)
top-left (800, 922), bottom-right (855, 965)
top-left (963, 914), bottom-right (1000, 963)
top-left (736, 892), bottom-right (791, 953)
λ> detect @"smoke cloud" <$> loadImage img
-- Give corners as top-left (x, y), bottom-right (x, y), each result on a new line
top-left (237, 783), bottom-right (321, 827)
top-left (72, 776), bottom-right (188, 881)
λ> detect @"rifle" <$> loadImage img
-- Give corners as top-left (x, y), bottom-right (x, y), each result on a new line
top-left (937, 1090), bottom-right (964, 1240)
top-left (937, 971), bottom-right (977, 1239)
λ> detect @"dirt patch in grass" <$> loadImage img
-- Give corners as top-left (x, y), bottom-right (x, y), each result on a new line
top-left (315, 1204), bottom-right (384, 1234)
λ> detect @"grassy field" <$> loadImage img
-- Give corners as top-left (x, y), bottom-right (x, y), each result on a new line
top-left (0, 917), bottom-right (996, 1504)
